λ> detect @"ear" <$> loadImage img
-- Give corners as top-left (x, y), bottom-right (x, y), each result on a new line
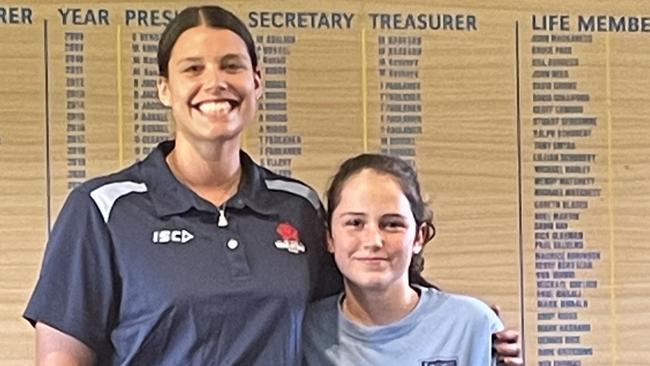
top-left (412, 223), bottom-right (428, 255)
top-left (157, 77), bottom-right (171, 107)
top-left (253, 68), bottom-right (263, 101)
top-left (326, 232), bottom-right (335, 254)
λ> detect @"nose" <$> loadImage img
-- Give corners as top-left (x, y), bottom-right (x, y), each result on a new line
top-left (361, 225), bottom-right (383, 250)
top-left (203, 64), bottom-right (228, 92)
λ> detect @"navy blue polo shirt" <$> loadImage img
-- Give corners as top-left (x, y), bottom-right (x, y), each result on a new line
top-left (24, 141), bottom-right (341, 365)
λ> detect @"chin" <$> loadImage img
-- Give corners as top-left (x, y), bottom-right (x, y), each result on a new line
top-left (347, 276), bottom-right (393, 291)
top-left (198, 126), bottom-right (246, 142)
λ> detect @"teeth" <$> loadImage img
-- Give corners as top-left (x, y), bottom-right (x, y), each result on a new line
top-left (197, 101), bottom-right (232, 115)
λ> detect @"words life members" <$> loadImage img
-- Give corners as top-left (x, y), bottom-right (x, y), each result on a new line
top-left (532, 14), bottom-right (650, 32)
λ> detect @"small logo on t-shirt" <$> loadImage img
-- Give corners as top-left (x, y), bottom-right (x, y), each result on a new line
top-left (274, 222), bottom-right (305, 254)
top-left (421, 360), bottom-right (457, 366)
top-left (152, 229), bottom-right (194, 244)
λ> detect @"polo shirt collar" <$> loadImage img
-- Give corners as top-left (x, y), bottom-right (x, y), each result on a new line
top-left (142, 140), bottom-right (279, 218)
top-left (230, 151), bottom-right (278, 216)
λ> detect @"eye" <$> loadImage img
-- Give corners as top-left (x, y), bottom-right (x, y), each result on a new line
top-left (182, 64), bottom-right (203, 74)
top-left (380, 218), bottom-right (407, 232)
top-left (223, 61), bottom-right (245, 72)
top-left (344, 218), bottom-right (364, 229)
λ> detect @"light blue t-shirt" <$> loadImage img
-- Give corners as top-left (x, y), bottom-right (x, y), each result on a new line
top-left (303, 285), bottom-right (503, 366)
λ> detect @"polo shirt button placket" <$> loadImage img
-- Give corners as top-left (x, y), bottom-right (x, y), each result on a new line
top-left (224, 235), bottom-right (250, 278)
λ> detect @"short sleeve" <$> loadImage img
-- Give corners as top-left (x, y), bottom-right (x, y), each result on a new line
top-left (480, 299), bottom-right (505, 366)
top-left (24, 187), bottom-right (118, 355)
top-left (307, 205), bottom-right (342, 302)
top-left (487, 304), bottom-right (505, 334)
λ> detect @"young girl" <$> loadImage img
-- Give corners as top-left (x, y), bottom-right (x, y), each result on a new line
top-left (304, 154), bottom-right (504, 365)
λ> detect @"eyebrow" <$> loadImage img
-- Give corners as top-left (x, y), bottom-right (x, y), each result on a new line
top-left (381, 213), bottom-right (407, 220)
top-left (175, 56), bottom-right (202, 66)
top-left (174, 53), bottom-right (248, 66)
top-left (220, 53), bottom-right (248, 63)
top-left (338, 212), bottom-right (406, 220)
top-left (338, 212), bottom-right (365, 218)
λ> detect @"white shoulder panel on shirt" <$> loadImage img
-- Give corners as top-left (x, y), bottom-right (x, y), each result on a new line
top-left (90, 181), bottom-right (148, 223)
top-left (264, 179), bottom-right (321, 211)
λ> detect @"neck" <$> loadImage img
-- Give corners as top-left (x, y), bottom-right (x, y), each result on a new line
top-left (341, 281), bottom-right (420, 326)
top-left (167, 138), bottom-right (242, 206)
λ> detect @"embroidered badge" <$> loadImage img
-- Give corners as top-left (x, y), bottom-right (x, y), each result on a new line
top-left (274, 222), bottom-right (306, 254)
top-left (421, 360), bottom-right (457, 366)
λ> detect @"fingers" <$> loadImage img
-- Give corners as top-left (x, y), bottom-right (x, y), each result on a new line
top-left (493, 328), bottom-right (520, 343)
top-left (497, 356), bottom-right (524, 366)
top-left (493, 339), bottom-right (520, 357)
top-left (490, 308), bottom-right (522, 365)
top-left (493, 329), bottom-right (522, 364)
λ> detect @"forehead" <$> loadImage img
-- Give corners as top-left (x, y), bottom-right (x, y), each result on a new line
top-left (171, 25), bottom-right (249, 59)
top-left (338, 169), bottom-right (408, 205)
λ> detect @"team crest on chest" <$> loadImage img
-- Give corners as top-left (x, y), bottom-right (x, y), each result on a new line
top-left (274, 222), bottom-right (305, 254)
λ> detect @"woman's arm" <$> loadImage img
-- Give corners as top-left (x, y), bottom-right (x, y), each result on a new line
top-left (36, 322), bottom-right (96, 366)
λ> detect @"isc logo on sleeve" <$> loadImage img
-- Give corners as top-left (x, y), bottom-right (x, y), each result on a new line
top-left (152, 229), bottom-right (194, 244)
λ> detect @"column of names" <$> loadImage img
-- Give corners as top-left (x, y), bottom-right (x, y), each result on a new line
top-left (64, 31), bottom-right (86, 189)
top-left (130, 30), bottom-right (168, 160)
top-left (255, 34), bottom-right (301, 177)
top-left (531, 15), bottom-right (602, 366)
top-left (377, 34), bottom-right (422, 162)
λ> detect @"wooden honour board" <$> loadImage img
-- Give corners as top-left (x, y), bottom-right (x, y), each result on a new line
top-left (1, 1), bottom-right (649, 365)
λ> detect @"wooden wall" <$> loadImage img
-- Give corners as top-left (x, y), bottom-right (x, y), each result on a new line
top-left (1, 1), bottom-right (649, 365)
